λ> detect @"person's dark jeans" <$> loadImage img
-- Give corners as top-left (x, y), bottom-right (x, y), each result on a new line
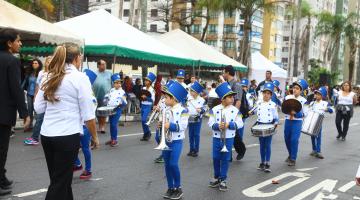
top-left (31, 113), bottom-right (45, 141)
top-left (335, 111), bottom-right (351, 138)
top-left (41, 133), bottom-right (80, 200)
top-left (0, 124), bottom-right (11, 182)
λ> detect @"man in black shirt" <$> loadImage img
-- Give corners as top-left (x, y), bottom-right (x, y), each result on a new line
top-left (256, 70), bottom-right (273, 95)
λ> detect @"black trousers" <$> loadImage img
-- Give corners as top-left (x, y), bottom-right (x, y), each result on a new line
top-left (0, 124), bottom-right (11, 182)
top-left (233, 129), bottom-right (246, 159)
top-left (335, 111), bottom-right (351, 138)
top-left (41, 134), bottom-right (80, 200)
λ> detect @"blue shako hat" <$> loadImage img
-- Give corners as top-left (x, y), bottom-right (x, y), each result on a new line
top-left (293, 79), bottom-right (308, 91)
top-left (215, 82), bottom-right (237, 100)
top-left (163, 79), bottom-right (175, 91)
top-left (190, 81), bottom-right (204, 94)
top-left (145, 72), bottom-right (156, 83)
top-left (240, 79), bottom-right (249, 87)
top-left (314, 86), bottom-right (327, 98)
top-left (262, 82), bottom-right (275, 94)
top-left (176, 69), bottom-right (185, 78)
top-left (163, 81), bottom-right (188, 103)
top-left (111, 73), bottom-right (121, 83)
top-left (273, 80), bottom-right (280, 88)
top-left (84, 69), bottom-right (97, 85)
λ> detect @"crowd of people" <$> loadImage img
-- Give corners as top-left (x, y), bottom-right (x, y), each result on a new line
top-left (0, 28), bottom-right (359, 199)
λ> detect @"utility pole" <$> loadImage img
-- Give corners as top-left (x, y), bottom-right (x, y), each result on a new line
top-left (292, 0), bottom-right (302, 78)
top-left (140, 0), bottom-right (148, 32)
top-left (59, 0), bottom-right (65, 21)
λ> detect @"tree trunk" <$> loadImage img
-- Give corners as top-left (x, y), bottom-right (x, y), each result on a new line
top-left (128, 0), bottom-right (135, 25)
top-left (140, 0), bottom-right (147, 32)
top-left (118, 0), bottom-right (124, 19)
top-left (330, 39), bottom-right (340, 73)
top-left (303, 17), bottom-right (311, 79)
top-left (348, 45), bottom-right (357, 82)
top-left (293, 0), bottom-right (302, 77)
top-left (200, 8), bottom-right (210, 42)
top-left (238, 12), bottom-right (251, 67)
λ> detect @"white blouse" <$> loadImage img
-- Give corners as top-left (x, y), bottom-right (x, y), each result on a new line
top-left (337, 91), bottom-right (355, 105)
top-left (34, 64), bottom-right (96, 137)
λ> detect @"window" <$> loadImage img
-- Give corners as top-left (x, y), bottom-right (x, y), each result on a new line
top-left (224, 40), bottom-right (235, 49)
top-left (150, 24), bottom-right (157, 32)
top-left (105, 9), bottom-right (111, 13)
top-left (282, 47), bottom-right (289, 52)
top-left (135, 9), bottom-right (138, 15)
top-left (151, 0), bottom-right (158, 1)
top-left (123, 9), bottom-right (129, 17)
top-left (209, 11), bottom-right (218, 19)
top-left (224, 10), bottom-right (234, 18)
top-left (206, 40), bottom-right (217, 47)
top-left (151, 9), bottom-right (158, 17)
top-left (283, 36), bottom-right (289, 41)
top-left (105, 0), bottom-right (111, 2)
top-left (282, 58), bottom-right (288, 63)
top-left (191, 25), bottom-right (200, 34)
top-left (181, 9), bottom-right (187, 19)
top-left (124, 0), bottom-right (130, 1)
top-left (208, 24), bottom-right (218, 34)
top-left (224, 25), bottom-right (234, 34)
top-left (194, 9), bottom-right (202, 17)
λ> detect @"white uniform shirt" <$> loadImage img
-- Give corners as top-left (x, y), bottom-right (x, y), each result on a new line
top-left (284, 95), bottom-right (308, 120)
top-left (208, 88), bottom-right (219, 98)
top-left (309, 100), bottom-right (332, 115)
top-left (254, 100), bottom-right (279, 124)
top-left (105, 88), bottom-right (127, 107)
top-left (246, 93), bottom-right (255, 109)
top-left (337, 91), bottom-right (355, 105)
top-left (34, 64), bottom-right (96, 136)
top-left (141, 86), bottom-right (155, 105)
top-left (208, 104), bottom-right (243, 138)
top-left (167, 103), bottom-right (189, 141)
top-left (186, 95), bottom-right (206, 116)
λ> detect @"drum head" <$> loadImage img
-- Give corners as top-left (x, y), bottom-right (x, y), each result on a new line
top-left (281, 99), bottom-right (302, 114)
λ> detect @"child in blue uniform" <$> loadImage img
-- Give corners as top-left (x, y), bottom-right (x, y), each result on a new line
top-left (238, 78), bottom-right (254, 141)
top-left (140, 72), bottom-right (156, 141)
top-left (104, 73), bottom-right (127, 147)
top-left (208, 82), bottom-right (243, 191)
top-left (160, 81), bottom-right (189, 200)
top-left (73, 69), bottom-right (99, 179)
top-left (272, 80), bottom-right (283, 106)
top-left (308, 86), bottom-right (333, 159)
top-left (249, 83), bottom-right (279, 173)
top-left (284, 79), bottom-right (309, 166)
top-left (186, 81), bottom-right (206, 157)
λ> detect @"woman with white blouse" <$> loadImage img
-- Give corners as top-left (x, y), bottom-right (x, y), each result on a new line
top-left (34, 43), bottom-right (98, 200)
top-left (335, 81), bottom-right (357, 141)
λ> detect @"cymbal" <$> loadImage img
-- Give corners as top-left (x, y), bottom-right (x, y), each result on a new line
top-left (281, 99), bottom-right (302, 115)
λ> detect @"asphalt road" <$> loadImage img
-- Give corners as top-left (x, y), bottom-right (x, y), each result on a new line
top-left (2, 108), bottom-right (360, 200)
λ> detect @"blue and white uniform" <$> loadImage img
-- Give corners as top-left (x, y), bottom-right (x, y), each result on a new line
top-left (141, 72), bottom-right (156, 140)
top-left (208, 82), bottom-right (243, 182)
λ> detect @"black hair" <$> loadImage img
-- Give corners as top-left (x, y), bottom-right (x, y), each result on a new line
top-left (266, 70), bottom-right (272, 74)
top-left (211, 83), bottom-right (216, 88)
top-left (31, 59), bottom-right (43, 77)
top-left (0, 28), bottom-right (19, 51)
top-left (224, 65), bottom-right (235, 76)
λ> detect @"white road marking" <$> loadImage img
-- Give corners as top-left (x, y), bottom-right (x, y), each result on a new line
top-left (231, 144), bottom-right (259, 151)
top-left (13, 188), bottom-right (47, 198)
top-left (117, 133), bottom-right (143, 138)
top-left (354, 196), bottom-right (360, 200)
top-left (349, 123), bottom-right (359, 127)
top-left (296, 167), bottom-right (318, 172)
top-left (289, 179), bottom-right (338, 200)
top-left (338, 181), bottom-right (356, 192)
top-left (90, 178), bottom-right (103, 181)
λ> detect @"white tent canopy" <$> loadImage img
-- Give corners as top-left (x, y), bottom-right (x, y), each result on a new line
top-left (55, 10), bottom-right (194, 66)
top-left (0, 0), bottom-right (83, 46)
top-left (250, 51), bottom-right (288, 90)
top-left (157, 29), bottom-right (247, 71)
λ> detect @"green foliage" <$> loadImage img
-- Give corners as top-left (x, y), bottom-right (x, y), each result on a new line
top-left (308, 59), bottom-right (339, 86)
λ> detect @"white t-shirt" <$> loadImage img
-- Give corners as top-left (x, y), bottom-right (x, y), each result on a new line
top-left (337, 91), bottom-right (355, 105)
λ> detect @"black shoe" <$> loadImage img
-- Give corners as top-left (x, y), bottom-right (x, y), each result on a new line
top-left (341, 137), bottom-right (346, 141)
top-left (285, 156), bottom-right (290, 163)
top-left (140, 137), bottom-right (149, 141)
top-left (208, 178), bottom-right (220, 188)
top-left (219, 181), bottom-right (228, 192)
top-left (187, 151), bottom-right (193, 156)
top-left (170, 188), bottom-right (183, 200)
top-left (236, 153), bottom-right (244, 161)
top-left (288, 159), bottom-right (296, 166)
top-left (162, 188), bottom-right (174, 199)
top-left (192, 152), bottom-right (198, 157)
top-left (257, 163), bottom-right (265, 171)
top-left (0, 187), bottom-right (11, 196)
top-left (336, 135), bottom-right (341, 139)
top-left (0, 177), bottom-right (13, 189)
top-left (264, 164), bottom-right (271, 173)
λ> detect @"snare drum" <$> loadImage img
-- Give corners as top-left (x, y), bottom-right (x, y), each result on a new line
top-left (96, 106), bottom-right (116, 117)
top-left (188, 115), bottom-right (200, 123)
top-left (251, 124), bottom-right (276, 137)
top-left (301, 111), bottom-right (324, 137)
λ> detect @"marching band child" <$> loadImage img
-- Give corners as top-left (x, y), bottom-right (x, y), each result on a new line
top-left (186, 81), bottom-right (206, 157)
top-left (73, 69), bottom-right (100, 179)
top-left (284, 79), bottom-right (309, 166)
top-left (140, 72), bottom-right (156, 141)
top-left (249, 83), bottom-right (279, 173)
top-left (239, 78), bottom-right (254, 140)
top-left (208, 82), bottom-right (243, 191)
top-left (175, 69), bottom-right (188, 89)
top-left (272, 80), bottom-right (283, 106)
top-left (104, 73), bottom-right (127, 147)
top-left (153, 80), bottom-right (174, 164)
top-left (308, 86), bottom-right (333, 159)
top-left (160, 81), bottom-right (189, 200)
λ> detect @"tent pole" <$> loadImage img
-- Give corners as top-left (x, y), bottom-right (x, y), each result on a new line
top-left (112, 56), bottom-right (116, 73)
top-left (197, 61), bottom-right (201, 78)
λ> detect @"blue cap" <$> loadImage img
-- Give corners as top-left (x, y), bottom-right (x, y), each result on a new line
top-left (293, 79), bottom-right (308, 91)
top-left (273, 80), bottom-right (280, 88)
top-left (240, 79), bottom-right (249, 87)
top-left (262, 82), bottom-right (274, 94)
top-left (176, 69), bottom-right (185, 78)
top-left (190, 81), bottom-right (204, 94)
top-left (314, 86), bottom-right (327, 98)
top-left (145, 72), bottom-right (156, 83)
top-left (215, 82), bottom-right (237, 100)
top-left (163, 81), bottom-right (188, 103)
top-left (111, 73), bottom-right (121, 83)
top-left (84, 69), bottom-right (97, 85)
top-left (163, 79), bottom-right (174, 91)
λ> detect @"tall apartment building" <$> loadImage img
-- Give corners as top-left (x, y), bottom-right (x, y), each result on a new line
top-left (88, 0), bottom-right (169, 34)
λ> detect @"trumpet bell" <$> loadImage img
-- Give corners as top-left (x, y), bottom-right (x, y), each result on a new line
top-left (154, 143), bottom-right (171, 151)
top-left (220, 145), bottom-right (229, 152)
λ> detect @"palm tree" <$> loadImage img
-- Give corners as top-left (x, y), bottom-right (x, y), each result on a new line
top-left (315, 12), bottom-right (359, 75)
top-left (344, 13), bottom-right (360, 82)
top-left (7, 0), bottom-right (55, 20)
top-left (196, 0), bottom-right (223, 42)
top-left (222, 0), bottom-right (291, 67)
